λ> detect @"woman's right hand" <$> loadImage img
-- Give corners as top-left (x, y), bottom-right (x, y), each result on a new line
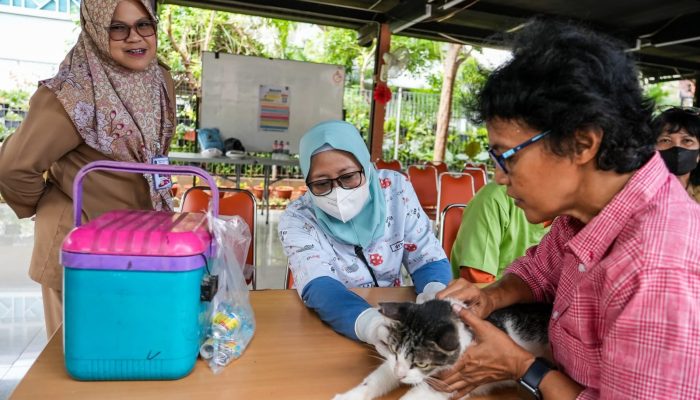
top-left (436, 278), bottom-right (495, 319)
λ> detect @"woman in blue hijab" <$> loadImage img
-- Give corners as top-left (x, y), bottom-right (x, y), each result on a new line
top-left (279, 120), bottom-right (452, 343)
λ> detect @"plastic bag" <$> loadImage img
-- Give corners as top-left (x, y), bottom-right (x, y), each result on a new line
top-left (200, 213), bottom-right (256, 373)
top-left (197, 128), bottom-right (224, 152)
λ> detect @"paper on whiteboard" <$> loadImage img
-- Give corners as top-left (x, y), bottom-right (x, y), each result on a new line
top-left (259, 85), bottom-right (290, 132)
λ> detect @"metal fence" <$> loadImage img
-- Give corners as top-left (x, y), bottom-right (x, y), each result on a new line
top-left (344, 87), bottom-right (481, 168)
top-left (0, 104), bottom-right (26, 142)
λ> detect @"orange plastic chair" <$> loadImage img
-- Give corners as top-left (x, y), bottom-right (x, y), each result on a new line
top-left (462, 167), bottom-right (488, 192)
top-left (407, 164), bottom-right (439, 220)
top-left (439, 203), bottom-right (467, 263)
top-left (424, 160), bottom-right (448, 175)
top-left (437, 172), bottom-right (475, 227)
top-left (181, 186), bottom-right (258, 289)
top-left (374, 159), bottom-right (403, 173)
top-left (464, 162), bottom-right (487, 174)
top-left (285, 261), bottom-right (294, 289)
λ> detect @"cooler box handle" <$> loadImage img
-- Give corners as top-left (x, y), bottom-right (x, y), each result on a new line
top-left (72, 160), bottom-right (219, 227)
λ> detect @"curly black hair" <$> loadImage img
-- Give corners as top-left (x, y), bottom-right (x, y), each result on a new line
top-left (478, 18), bottom-right (656, 173)
top-left (652, 107), bottom-right (700, 185)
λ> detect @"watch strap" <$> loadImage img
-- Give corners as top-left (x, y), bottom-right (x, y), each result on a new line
top-left (518, 357), bottom-right (555, 399)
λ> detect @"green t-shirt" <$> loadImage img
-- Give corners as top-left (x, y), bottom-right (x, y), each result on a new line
top-left (450, 182), bottom-right (548, 278)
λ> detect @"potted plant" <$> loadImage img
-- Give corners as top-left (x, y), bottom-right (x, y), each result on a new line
top-left (271, 185), bottom-right (293, 200)
top-left (4, 110), bottom-right (22, 131)
top-left (251, 186), bottom-right (264, 200)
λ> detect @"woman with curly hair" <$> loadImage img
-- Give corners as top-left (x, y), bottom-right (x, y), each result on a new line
top-left (0, 0), bottom-right (176, 337)
top-left (435, 18), bottom-right (700, 399)
top-left (652, 107), bottom-right (700, 203)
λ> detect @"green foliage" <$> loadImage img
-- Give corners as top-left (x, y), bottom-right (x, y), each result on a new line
top-left (390, 36), bottom-right (442, 78)
top-left (0, 89), bottom-right (31, 141)
top-left (455, 57), bottom-right (489, 116)
top-left (316, 26), bottom-right (363, 70)
top-left (157, 5), bottom-right (269, 90)
top-left (269, 19), bottom-right (308, 61)
top-left (343, 87), bottom-right (371, 139)
top-left (156, 5), bottom-right (490, 170)
top-left (644, 83), bottom-right (672, 109)
top-left (0, 89), bottom-right (30, 110)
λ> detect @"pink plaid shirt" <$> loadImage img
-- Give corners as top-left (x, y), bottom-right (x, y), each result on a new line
top-left (508, 153), bottom-right (700, 400)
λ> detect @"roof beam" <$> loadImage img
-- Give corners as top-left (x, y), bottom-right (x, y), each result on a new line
top-left (636, 53), bottom-right (700, 74)
top-left (166, 0), bottom-right (383, 28)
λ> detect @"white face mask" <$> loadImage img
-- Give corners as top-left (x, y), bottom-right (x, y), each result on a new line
top-left (311, 181), bottom-right (370, 222)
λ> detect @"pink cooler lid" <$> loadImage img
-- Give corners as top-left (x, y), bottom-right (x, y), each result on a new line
top-left (62, 210), bottom-right (211, 257)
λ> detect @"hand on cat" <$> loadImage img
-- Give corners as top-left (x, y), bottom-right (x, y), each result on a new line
top-left (355, 308), bottom-right (390, 345)
top-left (435, 279), bottom-right (495, 319)
top-left (416, 281), bottom-right (447, 304)
top-left (433, 305), bottom-right (535, 399)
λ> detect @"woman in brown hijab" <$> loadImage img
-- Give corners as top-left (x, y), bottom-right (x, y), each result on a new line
top-left (0, 0), bottom-right (176, 337)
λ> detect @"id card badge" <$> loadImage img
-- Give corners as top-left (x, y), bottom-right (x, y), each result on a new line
top-left (151, 155), bottom-right (173, 191)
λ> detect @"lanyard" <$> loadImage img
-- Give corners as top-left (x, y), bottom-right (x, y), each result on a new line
top-left (354, 245), bottom-right (378, 287)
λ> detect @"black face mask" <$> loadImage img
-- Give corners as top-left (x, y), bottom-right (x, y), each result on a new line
top-left (659, 147), bottom-right (700, 176)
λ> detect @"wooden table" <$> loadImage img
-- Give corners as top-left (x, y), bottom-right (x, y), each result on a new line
top-left (11, 288), bottom-right (523, 400)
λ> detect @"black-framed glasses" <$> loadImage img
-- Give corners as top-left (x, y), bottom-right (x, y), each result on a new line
top-left (488, 130), bottom-right (550, 174)
top-left (306, 169), bottom-right (364, 196)
top-left (106, 19), bottom-right (157, 41)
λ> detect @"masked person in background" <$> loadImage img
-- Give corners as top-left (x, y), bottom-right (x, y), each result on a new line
top-left (653, 107), bottom-right (700, 203)
top-left (278, 120), bottom-right (452, 343)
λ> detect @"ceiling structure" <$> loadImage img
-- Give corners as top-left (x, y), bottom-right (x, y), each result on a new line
top-left (165, 0), bottom-right (700, 83)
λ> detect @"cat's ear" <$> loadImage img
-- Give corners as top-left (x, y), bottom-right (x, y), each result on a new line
top-left (434, 325), bottom-right (460, 352)
top-left (379, 302), bottom-right (413, 321)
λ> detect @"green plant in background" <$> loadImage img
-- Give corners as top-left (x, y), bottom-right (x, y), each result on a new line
top-left (0, 89), bottom-right (30, 111)
top-left (344, 86), bottom-right (371, 140)
top-left (268, 197), bottom-right (291, 209)
top-left (0, 89), bottom-right (31, 141)
top-left (4, 111), bottom-right (23, 121)
top-left (0, 124), bottom-right (7, 142)
top-left (172, 123), bottom-right (197, 152)
top-left (644, 82), bottom-right (674, 110)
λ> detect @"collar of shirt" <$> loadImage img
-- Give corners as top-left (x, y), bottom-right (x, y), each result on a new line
top-left (564, 153), bottom-right (669, 268)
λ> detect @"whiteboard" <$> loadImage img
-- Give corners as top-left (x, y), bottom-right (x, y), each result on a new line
top-left (200, 52), bottom-right (345, 153)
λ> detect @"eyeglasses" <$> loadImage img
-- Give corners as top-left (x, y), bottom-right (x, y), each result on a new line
top-left (106, 19), bottom-right (157, 41)
top-left (488, 130), bottom-right (550, 174)
top-left (306, 169), bottom-right (364, 196)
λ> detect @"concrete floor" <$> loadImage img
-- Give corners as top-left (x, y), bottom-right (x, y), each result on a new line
top-left (0, 204), bottom-right (288, 399)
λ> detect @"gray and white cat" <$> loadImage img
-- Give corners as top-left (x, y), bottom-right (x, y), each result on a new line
top-left (333, 299), bottom-right (552, 400)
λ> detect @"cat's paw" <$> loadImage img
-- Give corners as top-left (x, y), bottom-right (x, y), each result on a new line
top-left (332, 387), bottom-right (371, 400)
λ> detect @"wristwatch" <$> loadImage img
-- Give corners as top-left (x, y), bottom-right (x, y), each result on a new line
top-left (518, 357), bottom-right (556, 400)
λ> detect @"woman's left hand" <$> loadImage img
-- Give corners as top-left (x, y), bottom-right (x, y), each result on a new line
top-left (434, 305), bottom-right (536, 398)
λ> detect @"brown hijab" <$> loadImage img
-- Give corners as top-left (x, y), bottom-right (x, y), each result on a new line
top-left (41, 0), bottom-right (174, 210)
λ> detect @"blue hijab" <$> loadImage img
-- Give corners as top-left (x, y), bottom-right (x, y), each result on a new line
top-left (299, 120), bottom-right (386, 248)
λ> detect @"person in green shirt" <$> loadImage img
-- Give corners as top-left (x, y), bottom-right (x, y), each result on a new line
top-left (450, 181), bottom-right (548, 282)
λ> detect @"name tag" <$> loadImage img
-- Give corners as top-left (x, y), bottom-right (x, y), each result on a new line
top-left (151, 155), bottom-right (172, 191)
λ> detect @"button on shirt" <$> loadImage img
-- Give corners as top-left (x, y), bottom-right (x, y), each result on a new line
top-left (507, 153), bottom-right (700, 399)
top-left (280, 169), bottom-right (447, 293)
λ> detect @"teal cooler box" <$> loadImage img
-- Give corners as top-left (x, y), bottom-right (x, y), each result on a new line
top-left (61, 161), bottom-right (220, 380)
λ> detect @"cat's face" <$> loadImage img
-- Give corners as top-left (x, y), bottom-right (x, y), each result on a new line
top-left (377, 300), bottom-right (467, 385)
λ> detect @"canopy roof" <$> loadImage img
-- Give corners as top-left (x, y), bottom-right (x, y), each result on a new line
top-left (166, 0), bottom-right (700, 82)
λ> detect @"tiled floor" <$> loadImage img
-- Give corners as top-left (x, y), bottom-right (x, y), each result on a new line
top-left (0, 203), bottom-right (288, 399)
